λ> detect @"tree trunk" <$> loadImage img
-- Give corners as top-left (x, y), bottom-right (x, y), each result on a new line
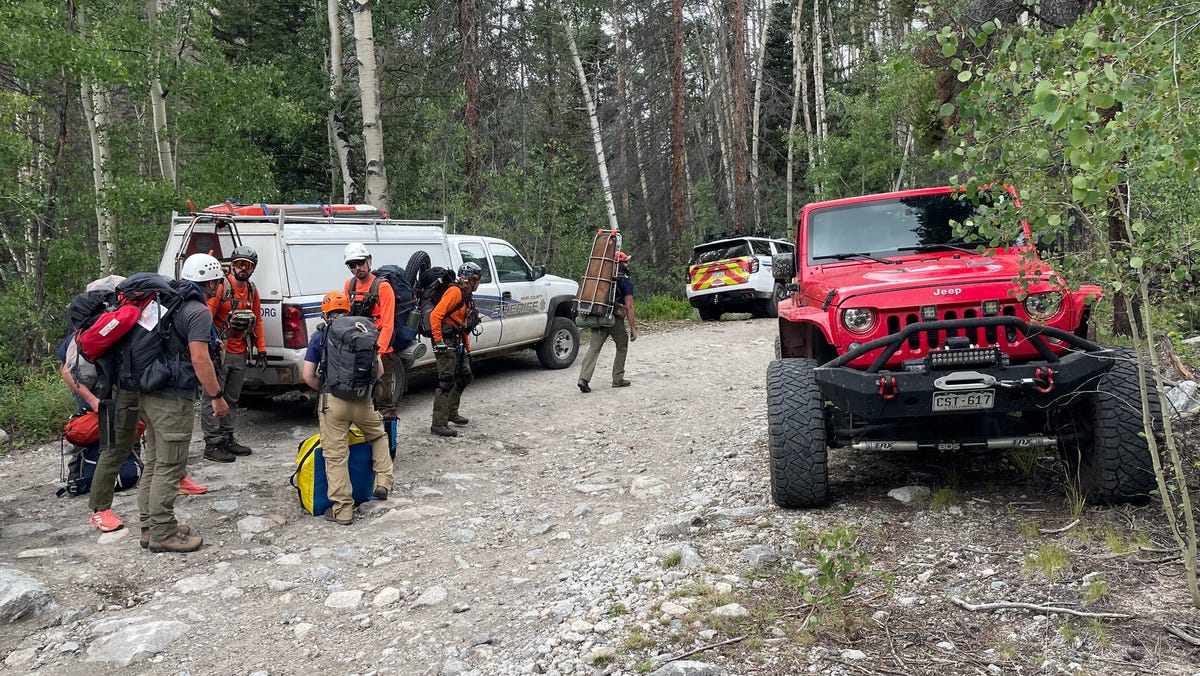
top-left (613, 0), bottom-right (631, 215)
top-left (631, 116), bottom-right (656, 264)
top-left (327, 0), bottom-right (356, 203)
top-left (811, 0), bottom-right (828, 196)
top-left (698, 22), bottom-right (734, 220)
top-left (147, 0), bottom-right (176, 188)
top-left (352, 0), bottom-right (389, 212)
top-left (730, 0), bottom-right (748, 232)
top-left (81, 80), bottom-right (115, 274)
top-left (786, 0), bottom-right (808, 229)
top-left (556, 1), bottom-right (619, 231)
top-left (749, 3), bottom-right (772, 232)
top-left (459, 0), bottom-right (481, 210)
top-left (670, 0), bottom-right (686, 244)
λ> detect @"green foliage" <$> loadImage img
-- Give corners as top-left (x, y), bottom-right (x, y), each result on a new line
top-left (787, 525), bottom-right (876, 605)
top-left (1083, 576), bottom-right (1110, 605)
top-left (0, 361), bottom-right (75, 447)
top-left (929, 486), bottom-right (960, 508)
top-left (1023, 544), bottom-right (1071, 580)
top-left (638, 296), bottom-right (692, 321)
top-left (661, 551), bottom-right (682, 568)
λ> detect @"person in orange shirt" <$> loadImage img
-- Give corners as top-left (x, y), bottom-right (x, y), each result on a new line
top-left (429, 262), bottom-right (482, 437)
top-left (342, 243), bottom-right (400, 450)
top-left (202, 246), bottom-right (266, 463)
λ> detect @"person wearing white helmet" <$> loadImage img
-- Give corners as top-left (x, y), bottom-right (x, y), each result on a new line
top-left (133, 253), bottom-right (229, 553)
top-left (342, 242), bottom-right (400, 442)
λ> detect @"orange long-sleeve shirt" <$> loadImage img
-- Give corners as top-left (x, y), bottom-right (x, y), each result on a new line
top-left (206, 275), bottom-right (266, 355)
top-left (345, 274), bottom-right (395, 353)
top-left (431, 284), bottom-right (471, 351)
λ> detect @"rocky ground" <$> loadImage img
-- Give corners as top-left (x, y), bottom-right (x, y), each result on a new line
top-left (1, 318), bottom-right (1199, 675)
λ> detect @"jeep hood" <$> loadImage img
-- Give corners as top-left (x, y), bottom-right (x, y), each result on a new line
top-left (805, 251), bottom-right (1057, 303)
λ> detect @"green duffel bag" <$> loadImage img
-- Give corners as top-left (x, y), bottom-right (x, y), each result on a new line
top-left (575, 313), bottom-right (615, 329)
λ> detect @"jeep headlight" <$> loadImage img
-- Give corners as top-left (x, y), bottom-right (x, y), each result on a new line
top-left (841, 308), bottom-right (876, 334)
top-left (1023, 292), bottom-right (1063, 321)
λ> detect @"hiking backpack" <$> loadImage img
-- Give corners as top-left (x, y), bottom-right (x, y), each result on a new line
top-left (115, 276), bottom-right (204, 393)
top-left (415, 267), bottom-right (460, 338)
top-left (345, 267), bottom-right (418, 350)
top-left (71, 273), bottom-right (178, 363)
top-left (320, 315), bottom-right (380, 400)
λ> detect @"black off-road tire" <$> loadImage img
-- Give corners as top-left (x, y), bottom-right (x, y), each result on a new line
top-left (1057, 347), bottom-right (1159, 503)
top-left (536, 316), bottom-right (579, 369)
top-left (764, 284), bottom-right (785, 319)
top-left (699, 307), bottom-right (722, 322)
top-left (766, 358), bottom-right (829, 507)
top-left (773, 336), bottom-right (782, 360)
top-left (405, 250), bottom-right (432, 289)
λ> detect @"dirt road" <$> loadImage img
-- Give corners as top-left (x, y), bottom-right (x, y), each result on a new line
top-left (0, 319), bottom-right (1195, 674)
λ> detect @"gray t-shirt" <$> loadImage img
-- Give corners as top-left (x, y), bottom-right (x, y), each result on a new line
top-left (163, 299), bottom-right (215, 400)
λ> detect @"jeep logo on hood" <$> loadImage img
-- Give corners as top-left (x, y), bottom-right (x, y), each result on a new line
top-left (932, 288), bottom-right (962, 296)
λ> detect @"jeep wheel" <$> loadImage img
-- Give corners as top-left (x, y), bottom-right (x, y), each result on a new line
top-left (766, 358), bottom-right (829, 507)
top-left (699, 307), bottom-right (722, 322)
top-left (764, 284), bottom-right (785, 319)
top-left (536, 317), bottom-right (579, 369)
top-left (1056, 347), bottom-right (1158, 503)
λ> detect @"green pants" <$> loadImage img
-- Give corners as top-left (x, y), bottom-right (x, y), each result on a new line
top-left (137, 392), bottom-right (193, 541)
top-left (374, 351), bottom-right (401, 419)
top-left (201, 350), bottom-right (246, 444)
top-left (578, 316), bottom-right (628, 385)
top-left (431, 345), bottom-right (472, 426)
top-left (317, 392), bottom-right (393, 520)
top-left (88, 388), bottom-right (143, 513)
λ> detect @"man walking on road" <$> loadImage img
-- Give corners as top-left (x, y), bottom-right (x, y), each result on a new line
top-left (578, 251), bottom-right (637, 393)
top-left (128, 254), bottom-right (228, 553)
top-left (430, 263), bottom-right (483, 437)
top-left (203, 245), bottom-right (266, 463)
top-left (342, 243), bottom-right (400, 452)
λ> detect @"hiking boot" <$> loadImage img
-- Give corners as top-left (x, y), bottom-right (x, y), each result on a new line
top-left (141, 524), bottom-right (192, 550)
top-left (204, 443), bottom-right (236, 463)
top-left (89, 509), bottom-right (124, 533)
top-left (578, 379), bottom-right (591, 393)
top-left (225, 439), bottom-right (252, 456)
top-left (430, 424), bottom-right (458, 437)
top-left (323, 507), bottom-right (353, 526)
top-left (612, 379), bottom-right (632, 388)
top-left (373, 486), bottom-right (389, 501)
top-left (448, 414), bottom-right (469, 425)
top-left (178, 476), bottom-right (208, 495)
top-left (148, 528), bottom-right (202, 554)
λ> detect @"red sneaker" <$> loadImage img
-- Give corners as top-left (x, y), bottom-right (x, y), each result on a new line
top-left (89, 509), bottom-right (124, 533)
top-left (178, 476), bottom-right (208, 495)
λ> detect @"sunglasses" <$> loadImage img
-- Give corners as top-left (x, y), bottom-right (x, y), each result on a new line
top-left (346, 259), bottom-right (369, 269)
top-left (231, 260), bottom-right (254, 270)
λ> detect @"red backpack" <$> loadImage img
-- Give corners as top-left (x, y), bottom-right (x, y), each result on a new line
top-left (73, 273), bottom-right (177, 363)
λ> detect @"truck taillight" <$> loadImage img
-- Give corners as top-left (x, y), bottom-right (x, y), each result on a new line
top-left (282, 304), bottom-right (308, 349)
top-left (748, 256), bottom-right (760, 273)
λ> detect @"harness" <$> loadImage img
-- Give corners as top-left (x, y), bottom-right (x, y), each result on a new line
top-left (346, 276), bottom-right (382, 319)
top-left (217, 278), bottom-right (259, 338)
top-left (439, 284), bottom-right (480, 339)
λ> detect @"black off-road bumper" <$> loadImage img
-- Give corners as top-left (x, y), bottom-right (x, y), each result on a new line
top-left (813, 316), bottom-right (1114, 419)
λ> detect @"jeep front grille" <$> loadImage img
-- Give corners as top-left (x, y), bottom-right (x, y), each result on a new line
top-left (882, 303), bottom-right (1022, 354)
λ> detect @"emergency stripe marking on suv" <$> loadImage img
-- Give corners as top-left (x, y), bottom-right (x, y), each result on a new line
top-left (689, 257), bottom-right (751, 292)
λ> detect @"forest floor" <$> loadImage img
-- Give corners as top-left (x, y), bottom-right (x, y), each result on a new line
top-left (1, 318), bottom-right (1199, 675)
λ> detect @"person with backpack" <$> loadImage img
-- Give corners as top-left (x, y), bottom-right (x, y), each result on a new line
top-left (202, 245), bottom-right (266, 463)
top-left (301, 291), bottom-right (394, 526)
top-left (127, 253), bottom-right (229, 553)
top-left (429, 262), bottom-right (483, 437)
top-left (342, 243), bottom-right (400, 450)
top-left (577, 251), bottom-right (637, 393)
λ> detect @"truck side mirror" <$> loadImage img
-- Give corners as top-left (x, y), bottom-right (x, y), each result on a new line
top-left (532, 264), bottom-right (547, 280)
top-left (772, 253), bottom-right (794, 281)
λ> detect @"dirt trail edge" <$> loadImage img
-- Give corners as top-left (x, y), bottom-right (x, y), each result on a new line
top-left (1, 319), bottom-right (1195, 675)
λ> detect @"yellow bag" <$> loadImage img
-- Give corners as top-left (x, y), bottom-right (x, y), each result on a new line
top-left (290, 428), bottom-right (377, 515)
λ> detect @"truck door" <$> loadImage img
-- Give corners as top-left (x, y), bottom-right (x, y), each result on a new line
top-left (455, 241), bottom-right (502, 351)
top-left (488, 240), bottom-right (545, 344)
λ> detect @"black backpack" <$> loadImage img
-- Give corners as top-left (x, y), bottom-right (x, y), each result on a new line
top-left (415, 267), bottom-right (459, 338)
top-left (346, 267), bottom-right (418, 351)
top-left (320, 316), bottom-right (380, 400)
top-left (115, 276), bottom-right (201, 393)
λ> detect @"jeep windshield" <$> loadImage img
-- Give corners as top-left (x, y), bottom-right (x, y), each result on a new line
top-left (807, 193), bottom-right (1003, 262)
top-left (690, 240), bottom-right (751, 265)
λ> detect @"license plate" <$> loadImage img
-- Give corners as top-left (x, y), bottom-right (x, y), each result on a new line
top-left (932, 390), bottom-right (995, 412)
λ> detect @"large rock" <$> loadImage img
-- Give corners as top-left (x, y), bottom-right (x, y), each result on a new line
top-left (0, 568), bottom-right (55, 622)
top-left (85, 620), bottom-right (190, 665)
top-left (1166, 381), bottom-right (1200, 416)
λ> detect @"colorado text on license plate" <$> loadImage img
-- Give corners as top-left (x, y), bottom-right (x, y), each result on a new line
top-left (932, 390), bottom-right (995, 411)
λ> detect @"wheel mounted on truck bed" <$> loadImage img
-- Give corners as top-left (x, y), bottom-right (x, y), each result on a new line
top-left (766, 358), bottom-right (830, 507)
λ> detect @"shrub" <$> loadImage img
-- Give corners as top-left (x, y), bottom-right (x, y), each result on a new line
top-left (0, 360), bottom-right (75, 450)
top-left (637, 295), bottom-right (693, 321)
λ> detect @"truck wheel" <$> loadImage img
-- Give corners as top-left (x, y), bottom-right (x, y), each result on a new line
top-left (536, 317), bottom-right (579, 369)
top-left (774, 336), bottom-right (781, 360)
top-left (391, 358), bottom-right (409, 401)
top-left (1056, 347), bottom-right (1158, 503)
top-left (699, 307), bottom-right (722, 322)
top-left (767, 358), bottom-right (829, 507)
top-left (405, 250), bottom-right (431, 288)
top-left (764, 284), bottom-right (784, 318)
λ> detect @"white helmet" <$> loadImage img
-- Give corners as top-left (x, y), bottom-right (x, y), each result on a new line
top-left (344, 242), bottom-right (371, 263)
top-left (181, 253), bottom-right (223, 282)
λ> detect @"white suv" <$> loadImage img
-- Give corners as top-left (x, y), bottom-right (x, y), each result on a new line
top-left (685, 236), bottom-right (793, 320)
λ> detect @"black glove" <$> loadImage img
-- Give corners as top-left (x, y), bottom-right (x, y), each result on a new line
top-left (254, 351), bottom-right (268, 370)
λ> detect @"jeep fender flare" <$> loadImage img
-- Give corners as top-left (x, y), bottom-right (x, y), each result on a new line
top-left (778, 311), bottom-right (838, 363)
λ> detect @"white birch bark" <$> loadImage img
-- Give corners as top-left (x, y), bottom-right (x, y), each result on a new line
top-left (631, 116), bottom-right (656, 263)
top-left (328, 0), bottom-right (356, 203)
top-left (147, 0), bottom-right (176, 188)
top-left (749, 3), bottom-right (772, 231)
top-left (352, 0), bottom-right (389, 212)
top-left (811, 0), bottom-right (828, 196)
top-left (81, 81), bottom-right (115, 274)
top-left (556, 1), bottom-right (619, 231)
top-left (786, 0), bottom-right (808, 228)
top-left (699, 10), bottom-right (735, 214)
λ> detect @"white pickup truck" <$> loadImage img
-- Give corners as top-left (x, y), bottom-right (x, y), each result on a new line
top-left (157, 203), bottom-right (580, 399)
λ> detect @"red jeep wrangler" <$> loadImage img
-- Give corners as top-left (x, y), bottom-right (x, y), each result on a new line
top-left (768, 186), bottom-right (1159, 507)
